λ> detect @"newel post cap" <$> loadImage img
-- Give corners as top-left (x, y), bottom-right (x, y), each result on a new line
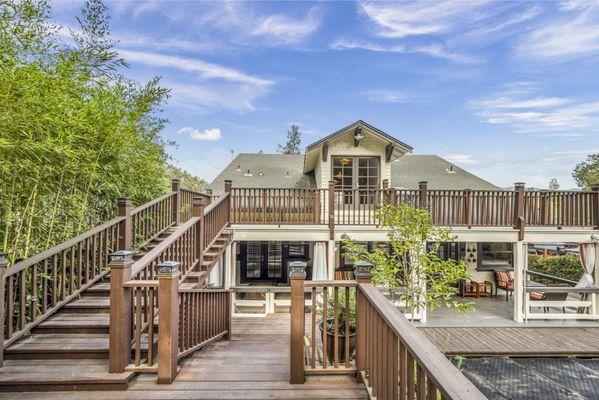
top-left (354, 261), bottom-right (373, 278)
top-left (157, 261), bottom-right (181, 277)
top-left (514, 182), bottom-right (526, 190)
top-left (591, 184), bottom-right (599, 192)
top-left (117, 197), bottom-right (131, 206)
top-left (109, 250), bottom-right (134, 267)
top-left (193, 196), bottom-right (206, 206)
top-left (418, 181), bottom-right (428, 187)
top-left (0, 252), bottom-right (8, 269)
top-left (289, 261), bottom-right (307, 279)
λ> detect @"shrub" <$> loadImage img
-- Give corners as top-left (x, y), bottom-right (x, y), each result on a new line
top-left (528, 254), bottom-right (582, 283)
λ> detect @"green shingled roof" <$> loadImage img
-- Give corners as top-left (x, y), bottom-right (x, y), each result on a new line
top-left (207, 153), bottom-right (499, 196)
top-left (207, 153), bottom-right (315, 196)
top-left (390, 155), bottom-right (499, 190)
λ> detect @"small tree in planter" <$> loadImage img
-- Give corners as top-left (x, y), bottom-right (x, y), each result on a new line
top-left (342, 203), bottom-right (473, 321)
top-left (318, 288), bottom-right (357, 362)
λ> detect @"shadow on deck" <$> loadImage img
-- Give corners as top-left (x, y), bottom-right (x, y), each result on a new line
top-left (0, 314), bottom-right (368, 400)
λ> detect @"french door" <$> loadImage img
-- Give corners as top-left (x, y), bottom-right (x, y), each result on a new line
top-left (238, 242), bottom-right (309, 284)
top-left (332, 156), bottom-right (380, 205)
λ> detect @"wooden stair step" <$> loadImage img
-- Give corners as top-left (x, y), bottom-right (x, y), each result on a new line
top-left (0, 361), bottom-right (135, 392)
top-left (62, 297), bottom-right (110, 313)
top-left (5, 334), bottom-right (110, 360)
top-left (85, 282), bottom-right (110, 297)
top-left (33, 313), bottom-right (110, 334)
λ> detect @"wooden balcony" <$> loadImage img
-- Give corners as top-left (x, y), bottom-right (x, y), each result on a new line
top-left (230, 184), bottom-right (599, 230)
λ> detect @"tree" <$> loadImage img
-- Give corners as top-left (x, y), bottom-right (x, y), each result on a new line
top-left (0, 0), bottom-right (201, 264)
top-left (342, 203), bottom-right (472, 321)
top-left (277, 124), bottom-right (301, 154)
top-left (165, 163), bottom-right (207, 193)
top-left (549, 178), bottom-right (560, 190)
top-left (573, 154), bottom-right (599, 189)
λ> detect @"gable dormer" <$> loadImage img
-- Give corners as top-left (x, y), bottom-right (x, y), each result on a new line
top-left (303, 120), bottom-right (412, 189)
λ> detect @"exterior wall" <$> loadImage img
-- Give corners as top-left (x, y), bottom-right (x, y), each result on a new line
top-left (315, 133), bottom-right (393, 189)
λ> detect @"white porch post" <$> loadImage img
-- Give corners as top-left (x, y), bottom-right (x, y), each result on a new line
top-left (224, 242), bottom-right (233, 289)
top-left (593, 245), bottom-right (599, 317)
top-left (327, 240), bottom-right (336, 280)
top-left (513, 241), bottom-right (526, 323)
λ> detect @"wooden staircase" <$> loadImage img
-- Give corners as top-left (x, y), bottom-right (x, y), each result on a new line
top-left (183, 229), bottom-right (231, 288)
top-left (0, 229), bottom-right (177, 392)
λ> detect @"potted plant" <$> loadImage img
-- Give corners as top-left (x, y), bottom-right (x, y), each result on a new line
top-left (317, 288), bottom-right (356, 362)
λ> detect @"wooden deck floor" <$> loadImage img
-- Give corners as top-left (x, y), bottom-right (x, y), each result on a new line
top-left (420, 327), bottom-right (599, 357)
top-left (0, 314), bottom-right (368, 399)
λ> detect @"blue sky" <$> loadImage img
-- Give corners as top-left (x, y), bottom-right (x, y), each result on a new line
top-left (52, 1), bottom-right (599, 188)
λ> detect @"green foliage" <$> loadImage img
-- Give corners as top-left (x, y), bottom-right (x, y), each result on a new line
top-left (165, 164), bottom-right (207, 193)
top-left (573, 154), bottom-right (599, 189)
top-left (0, 0), bottom-right (187, 264)
top-left (528, 254), bottom-right (582, 283)
top-left (277, 123), bottom-right (301, 154)
top-left (318, 288), bottom-right (356, 334)
top-left (342, 203), bottom-right (472, 320)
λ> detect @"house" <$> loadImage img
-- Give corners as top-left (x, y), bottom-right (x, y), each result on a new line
top-left (204, 120), bottom-right (598, 323)
top-left (3, 120), bottom-right (599, 397)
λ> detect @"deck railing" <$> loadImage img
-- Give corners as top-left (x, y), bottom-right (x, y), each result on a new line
top-left (0, 179), bottom-right (211, 366)
top-left (231, 188), bottom-right (325, 224)
top-left (289, 266), bottom-right (487, 399)
top-left (118, 273), bottom-right (231, 381)
top-left (229, 181), bottom-right (599, 230)
top-left (108, 189), bottom-right (232, 382)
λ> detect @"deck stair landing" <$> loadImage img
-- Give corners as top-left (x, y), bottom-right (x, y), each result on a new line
top-left (0, 314), bottom-right (369, 399)
top-left (0, 229), bottom-right (176, 392)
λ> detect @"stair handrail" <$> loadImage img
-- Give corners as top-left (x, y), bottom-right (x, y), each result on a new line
top-left (0, 180), bottom-right (204, 356)
top-left (127, 192), bottom-right (231, 282)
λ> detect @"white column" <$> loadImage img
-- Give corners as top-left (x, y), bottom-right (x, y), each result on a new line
top-left (513, 241), bottom-right (526, 323)
top-left (224, 242), bottom-right (233, 289)
top-left (327, 240), bottom-right (336, 280)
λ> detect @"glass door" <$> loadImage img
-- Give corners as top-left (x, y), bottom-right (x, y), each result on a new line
top-left (239, 241), bottom-right (286, 284)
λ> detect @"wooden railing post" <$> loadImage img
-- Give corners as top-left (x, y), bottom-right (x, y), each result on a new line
top-left (289, 261), bottom-right (306, 384)
top-left (328, 180), bottom-right (335, 240)
top-left (224, 180), bottom-right (232, 223)
top-left (514, 182), bottom-right (525, 226)
top-left (108, 250), bottom-right (134, 373)
top-left (157, 261), bottom-right (181, 384)
top-left (592, 184), bottom-right (599, 229)
top-left (354, 261), bottom-right (372, 383)
top-left (540, 189), bottom-right (549, 226)
top-left (0, 252), bottom-right (7, 368)
top-left (314, 190), bottom-right (321, 224)
top-left (193, 196), bottom-right (205, 285)
top-left (418, 181), bottom-right (428, 208)
top-left (117, 197), bottom-right (132, 251)
top-left (172, 179), bottom-right (181, 226)
top-left (382, 179), bottom-right (389, 204)
top-left (464, 189), bottom-right (473, 227)
top-left (205, 188), bottom-right (213, 205)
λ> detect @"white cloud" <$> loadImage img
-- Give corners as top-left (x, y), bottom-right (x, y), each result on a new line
top-left (119, 50), bottom-right (272, 87)
top-left (251, 8), bottom-right (321, 45)
top-left (412, 43), bottom-right (481, 64)
top-left (445, 154), bottom-right (479, 165)
top-left (331, 38), bottom-right (404, 52)
top-left (361, 90), bottom-right (408, 103)
top-left (359, 1), bottom-right (489, 38)
top-left (178, 127), bottom-right (222, 141)
top-left (167, 82), bottom-right (265, 114)
top-left (470, 88), bottom-right (599, 136)
top-left (517, 3), bottom-right (599, 61)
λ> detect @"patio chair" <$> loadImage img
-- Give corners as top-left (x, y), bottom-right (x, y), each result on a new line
top-left (494, 271), bottom-right (514, 301)
top-left (542, 292), bottom-right (568, 313)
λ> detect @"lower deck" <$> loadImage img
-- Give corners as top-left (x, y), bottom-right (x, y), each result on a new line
top-left (421, 326), bottom-right (599, 357)
top-left (0, 314), bottom-right (367, 400)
